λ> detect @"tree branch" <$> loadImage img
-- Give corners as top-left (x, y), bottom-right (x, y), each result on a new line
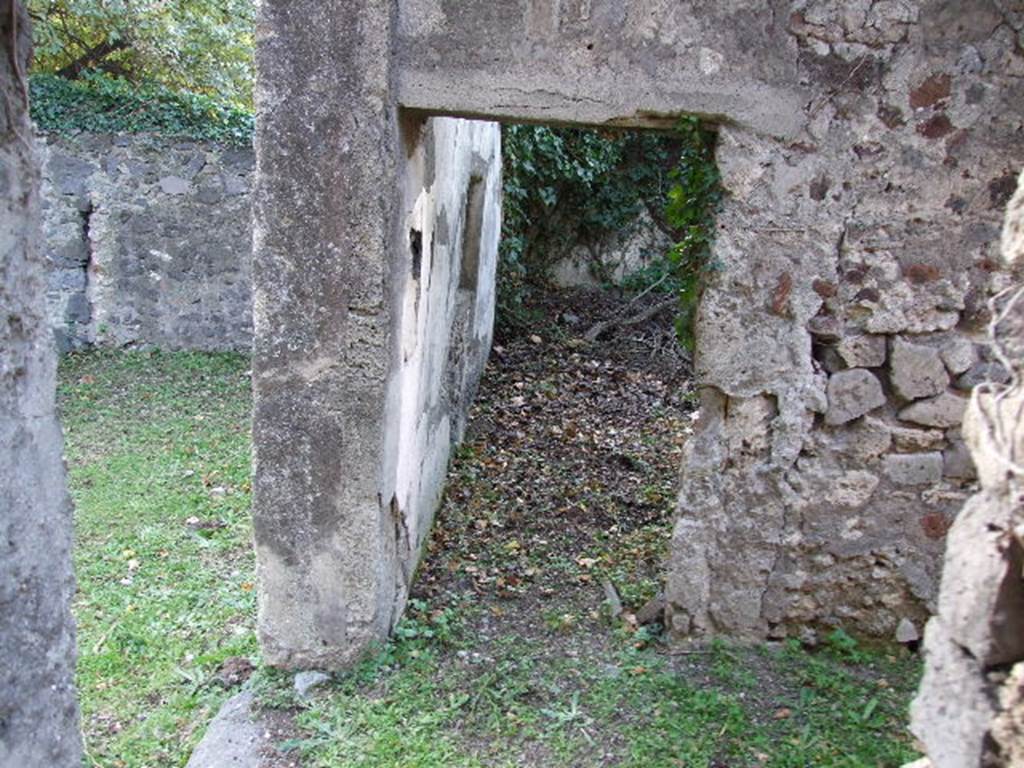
top-left (56, 37), bottom-right (130, 79)
top-left (584, 297), bottom-right (676, 343)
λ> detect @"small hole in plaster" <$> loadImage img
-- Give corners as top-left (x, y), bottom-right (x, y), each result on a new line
top-left (460, 177), bottom-right (485, 292)
top-left (409, 228), bottom-right (423, 282)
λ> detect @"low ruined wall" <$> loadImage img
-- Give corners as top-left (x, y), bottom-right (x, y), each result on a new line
top-left (39, 133), bottom-right (253, 352)
top-left (550, 208), bottom-right (674, 289)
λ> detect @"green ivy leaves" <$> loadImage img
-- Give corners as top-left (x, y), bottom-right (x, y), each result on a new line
top-left (30, 73), bottom-right (254, 146)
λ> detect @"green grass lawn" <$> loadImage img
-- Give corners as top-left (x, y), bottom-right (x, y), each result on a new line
top-left (59, 349), bottom-right (922, 768)
top-left (272, 627), bottom-right (922, 768)
top-left (59, 350), bottom-right (256, 767)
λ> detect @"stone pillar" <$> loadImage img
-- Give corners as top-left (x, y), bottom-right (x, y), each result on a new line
top-left (0, 1), bottom-right (83, 764)
top-left (251, 0), bottom-right (404, 668)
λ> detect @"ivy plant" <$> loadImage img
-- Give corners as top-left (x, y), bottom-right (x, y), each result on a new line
top-left (30, 72), bottom-right (253, 146)
top-left (497, 118), bottom-right (721, 348)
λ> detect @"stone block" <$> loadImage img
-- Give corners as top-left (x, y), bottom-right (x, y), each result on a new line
top-left (898, 391), bottom-right (967, 428)
top-left (956, 361), bottom-right (1011, 391)
top-left (890, 337), bottom-right (949, 400)
top-left (158, 175), bottom-right (190, 195)
top-left (829, 416), bottom-right (892, 458)
top-left (184, 691), bottom-right (262, 768)
top-left (808, 315), bottom-right (842, 341)
top-left (884, 452), bottom-right (944, 486)
top-left (890, 424), bottom-right (946, 452)
top-left (818, 344), bottom-right (846, 373)
top-left (942, 439), bottom-right (976, 481)
top-left (825, 369), bottom-right (886, 425)
top-left (837, 333), bottom-right (887, 368)
top-left (940, 337), bottom-right (976, 375)
top-left (896, 617), bottom-right (920, 643)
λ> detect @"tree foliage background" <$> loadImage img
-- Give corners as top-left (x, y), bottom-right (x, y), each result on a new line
top-left (29, 0), bottom-right (255, 108)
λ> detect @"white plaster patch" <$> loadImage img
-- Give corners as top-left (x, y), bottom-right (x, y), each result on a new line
top-left (826, 470), bottom-right (880, 508)
top-left (698, 47), bottom-right (724, 75)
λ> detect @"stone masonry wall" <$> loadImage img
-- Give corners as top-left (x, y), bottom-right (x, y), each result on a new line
top-left (39, 133), bottom-right (253, 352)
top-left (251, 0), bottom-right (1021, 667)
top-left (665, 0), bottom-right (1022, 644)
top-left (909, 172), bottom-right (1024, 768)
top-left (251, 0), bottom-right (504, 667)
top-left (400, 0), bottom-right (1022, 647)
top-left (0, 2), bottom-right (82, 763)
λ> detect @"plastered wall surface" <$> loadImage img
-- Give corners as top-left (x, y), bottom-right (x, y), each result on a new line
top-left (383, 115), bottom-right (502, 638)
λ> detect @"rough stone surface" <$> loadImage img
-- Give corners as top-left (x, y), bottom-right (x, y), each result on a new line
top-left (184, 691), bottom-right (262, 768)
top-left (251, 0), bottom-right (1021, 664)
top-left (992, 663), bottom-right (1024, 766)
top-left (942, 438), bottom-right (976, 480)
top-left (912, 619), bottom-right (997, 768)
top-left (551, 208), bottom-right (673, 289)
top-left (956, 360), bottom-right (1011, 391)
top-left (898, 391), bottom-right (968, 429)
top-left (0, 5), bottom-right (82, 763)
top-left (253, 0), bottom-right (502, 668)
top-left (825, 369), bottom-right (886, 425)
top-left (896, 617), bottom-right (920, 644)
top-left (884, 452), bottom-right (944, 487)
top-left (936, 493), bottom-right (1024, 667)
top-left (910, 161), bottom-right (1024, 767)
top-left (837, 333), bottom-right (887, 368)
top-left (939, 336), bottom-right (976, 375)
top-left (890, 424), bottom-right (947, 453)
top-left (294, 670), bottom-right (330, 699)
top-left (39, 133), bottom-right (253, 351)
top-left (889, 337), bottom-right (949, 400)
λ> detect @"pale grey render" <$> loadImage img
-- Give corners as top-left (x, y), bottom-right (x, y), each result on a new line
top-left (252, 0), bottom-right (503, 666)
top-left (0, 2), bottom-right (82, 764)
top-left (252, 0), bottom-right (1022, 668)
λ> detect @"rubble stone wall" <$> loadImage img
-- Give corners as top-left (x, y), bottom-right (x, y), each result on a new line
top-left (398, 0), bottom-right (1023, 645)
top-left (667, 1), bottom-right (1023, 643)
top-left (39, 133), bottom-right (253, 352)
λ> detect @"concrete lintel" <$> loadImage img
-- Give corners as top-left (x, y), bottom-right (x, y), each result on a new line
top-left (397, 69), bottom-right (809, 138)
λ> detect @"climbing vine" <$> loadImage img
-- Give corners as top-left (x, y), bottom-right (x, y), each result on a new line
top-left (662, 116), bottom-right (722, 351)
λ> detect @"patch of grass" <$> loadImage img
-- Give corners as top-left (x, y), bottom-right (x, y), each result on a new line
top-left (59, 350), bottom-right (256, 767)
top-left (255, 603), bottom-right (921, 768)
top-left (58, 346), bottom-right (922, 768)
